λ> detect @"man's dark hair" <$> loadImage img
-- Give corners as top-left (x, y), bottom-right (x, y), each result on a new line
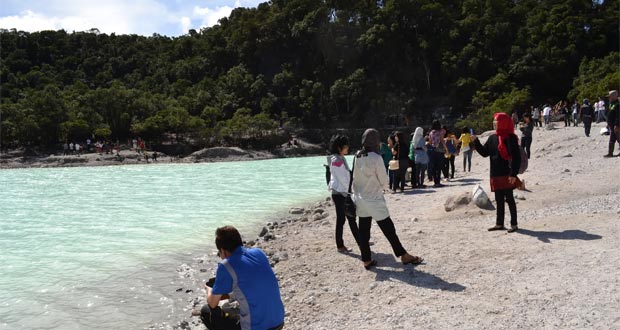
top-left (215, 226), bottom-right (243, 252)
top-left (462, 127), bottom-right (469, 134)
top-left (329, 134), bottom-right (349, 154)
top-left (432, 120), bottom-right (441, 130)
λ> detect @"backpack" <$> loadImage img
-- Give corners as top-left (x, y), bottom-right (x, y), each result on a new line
top-left (507, 136), bottom-right (528, 174)
top-left (324, 156), bottom-right (331, 185)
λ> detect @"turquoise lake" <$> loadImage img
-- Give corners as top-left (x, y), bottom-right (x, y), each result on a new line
top-left (0, 156), bottom-right (331, 329)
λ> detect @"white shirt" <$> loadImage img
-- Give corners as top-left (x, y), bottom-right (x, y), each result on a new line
top-left (352, 152), bottom-right (388, 199)
top-left (328, 155), bottom-right (351, 195)
top-left (595, 100), bottom-right (605, 112)
top-left (543, 106), bottom-right (552, 116)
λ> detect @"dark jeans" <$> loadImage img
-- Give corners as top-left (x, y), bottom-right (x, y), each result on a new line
top-left (609, 129), bottom-right (620, 154)
top-left (442, 155), bottom-right (455, 179)
top-left (332, 194), bottom-right (360, 248)
top-left (415, 163), bottom-right (427, 186)
top-left (200, 305), bottom-right (241, 330)
top-left (409, 160), bottom-right (417, 187)
top-left (429, 151), bottom-right (445, 185)
top-left (495, 189), bottom-right (517, 227)
top-left (564, 115), bottom-right (571, 127)
top-left (583, 117), bottom-right (592, 136)
top-left (393, 159), bottom-right (409, 190)
top-left (388, 169), bottom-right (395, 190)
top-left (521, 136), bottom-right (532, 159)
top-left (462, 150), bottom-right (473, 172)
top-left (358, 216), bottom-right (407, 262)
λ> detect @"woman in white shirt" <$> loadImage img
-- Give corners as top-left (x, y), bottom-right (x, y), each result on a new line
top-left (328, 134), bottom-right (360, 253)
top-left (353, 129), bottom-right (424, 269)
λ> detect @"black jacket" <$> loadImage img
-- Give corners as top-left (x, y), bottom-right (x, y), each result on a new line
top-left (474, 134), bottom-right (521, 177)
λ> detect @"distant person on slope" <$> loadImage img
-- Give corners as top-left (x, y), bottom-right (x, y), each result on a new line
top-left (519, 113), bottom-right (534, 159)
top-left (411, 127), bottom-right (429, 187)
top-left (580, 99), bottom-right (595, 137)
top-left (472, 113), bottom-right (522, 233)
top-left (352, 129), bottom-right (424, 270)
top-left (605, 90), bottom-right (620, 157)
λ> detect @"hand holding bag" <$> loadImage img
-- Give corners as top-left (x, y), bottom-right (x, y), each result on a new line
top-left (344, 154), bottom-right (357, 218)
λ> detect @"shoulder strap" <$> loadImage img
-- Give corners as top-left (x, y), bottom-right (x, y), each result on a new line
top-left (347, 152), bottom-right (357, 194)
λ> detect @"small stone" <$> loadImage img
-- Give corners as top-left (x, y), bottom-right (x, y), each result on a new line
top-left (313, 208), bottom-right (325, 214)
top-left (264, 233), bottom-right (275, 241)
top-left (370, 283), bottom-right (378, 290)
top-left (562, 153), bottom-right (573, 158)
top-left (412, 217), bottom-right (419, 222)
top-left (289, 207), bottom-right (305, 214)
top-left (185, 289), bottom-right (193, 293)
top-left (199, 268), bottom-right (207, 272)
top-left (259, 226), bottom-right (269, 237)
top-left (564, 169), bottom-right (570, 172)
top-left (176, 288), bottom-right (183, 292)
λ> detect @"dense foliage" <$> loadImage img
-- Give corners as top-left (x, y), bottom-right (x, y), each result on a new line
top-left (1, 0), bottom-right (618, 149)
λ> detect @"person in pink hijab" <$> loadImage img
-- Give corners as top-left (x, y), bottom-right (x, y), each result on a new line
top-left (471, 113), bottom-right (522, 233)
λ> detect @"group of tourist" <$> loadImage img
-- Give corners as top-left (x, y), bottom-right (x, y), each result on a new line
top-left (196, 90), bottom-right (620, 330)
top-left (517, 90), bottom-right (620, 156)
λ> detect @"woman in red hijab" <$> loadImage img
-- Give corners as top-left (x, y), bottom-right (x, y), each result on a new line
top-left (471, 113), bottom-right (522, 233)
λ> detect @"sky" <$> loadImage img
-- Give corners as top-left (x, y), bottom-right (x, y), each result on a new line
top-left (0, 0), bottom-right (264, 37)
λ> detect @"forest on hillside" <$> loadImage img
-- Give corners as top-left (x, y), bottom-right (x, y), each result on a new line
top-left (1, 0), bottom-right (618, 151)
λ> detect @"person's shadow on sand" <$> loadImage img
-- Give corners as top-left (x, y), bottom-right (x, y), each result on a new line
top-left (517, 229), bottom-right (602, 243)
top-left (366, 253), bottom-right (466, 292)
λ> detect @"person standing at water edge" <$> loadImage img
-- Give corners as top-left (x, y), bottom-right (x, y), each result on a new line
top-left (605, 90), bottom-right (620, 157)
top-left (472, 113), bottom-right (522, 233)
top-left (353, 129), bottom-right (424, 270)
top-left (202, 226), bottom-right (285, 330)
top-left (328, 134), bottom-right (361, 252)
top-left (580, 99), bottom-right (594, 137)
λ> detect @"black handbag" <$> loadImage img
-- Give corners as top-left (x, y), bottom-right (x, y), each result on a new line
top-left (344, 154), bottom-right (357, 218)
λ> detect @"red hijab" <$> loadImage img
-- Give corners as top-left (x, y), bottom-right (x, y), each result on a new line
top-left (494, 112), bottom-right (516, 161)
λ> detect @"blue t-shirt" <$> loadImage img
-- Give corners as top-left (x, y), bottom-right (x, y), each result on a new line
top-left (212, 246), bottom-right (285, 330)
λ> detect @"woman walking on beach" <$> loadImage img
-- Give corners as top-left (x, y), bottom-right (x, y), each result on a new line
top-left (386, 134), bottom-right (396, 191)
top-left (472, 113), bottom-right (522, 233)
top-left (411, 127), bottom-right (428, 188)
top-left (328, 134), bottom-right (361, 253)
top-left (353, 129), bottom-right (424, 269)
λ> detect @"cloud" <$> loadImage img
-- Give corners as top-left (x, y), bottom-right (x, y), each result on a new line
top-left (0, 0), bottom-right (266, 36)
top-left (192, 5), bottom-right (235, 29)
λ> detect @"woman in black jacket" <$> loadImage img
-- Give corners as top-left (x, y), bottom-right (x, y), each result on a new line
top-left (472, 113), bottom-right (522, 233)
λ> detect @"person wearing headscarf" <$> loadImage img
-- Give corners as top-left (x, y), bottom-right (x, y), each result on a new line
top-left (472, 113), bottom-right (522, 233)
top-left (353, 129), bottom-right (424, 269)
top-left (427, 120), bottom-right (447, 187)
top-left (411, 127), bottom-right (428, 188)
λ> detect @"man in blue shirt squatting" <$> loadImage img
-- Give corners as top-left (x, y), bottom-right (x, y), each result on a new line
top-left (201, 225), bottom-right (285, 330)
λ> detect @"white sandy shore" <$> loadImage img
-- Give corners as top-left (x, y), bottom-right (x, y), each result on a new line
top-left (169, 121), bottom-right (620, 330)
top-left (0, 143), bottom-right (323, 169)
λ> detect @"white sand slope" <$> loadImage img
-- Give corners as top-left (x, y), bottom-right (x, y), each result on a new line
top-left (258, 122), bottom-right (620, 330)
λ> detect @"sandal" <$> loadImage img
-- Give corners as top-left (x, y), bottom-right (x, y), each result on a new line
top-left (401, 255), bottom-right (424, 265)
top-left (364, 260), bottom-right (377, 270)
top-left (488, 225), bottom-right (507, 231)
top-left (337, 246), bottom-right (352, 253)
